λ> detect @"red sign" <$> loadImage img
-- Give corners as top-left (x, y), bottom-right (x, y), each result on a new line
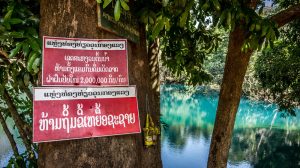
top-left (33, 86), bottom-right (140, 143)
top-left (42, 36), bottom-right (128, 86)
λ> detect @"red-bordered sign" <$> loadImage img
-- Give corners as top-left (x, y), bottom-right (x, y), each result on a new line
top-left (42, 36), bottom-right (128, 86)
top-left (33, 86), bottom-right (140, 143)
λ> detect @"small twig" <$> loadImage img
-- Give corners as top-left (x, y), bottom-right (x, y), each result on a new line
top-left (0, 49), bottom-right (9, 58)
top-left (0, 49), bottom-right (11, 64)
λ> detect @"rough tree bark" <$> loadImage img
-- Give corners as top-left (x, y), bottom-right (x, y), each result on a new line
top-left (207, 26), bottom-right (252, 168)
top-left (0, 111), bottom-right (20, 156)
top-left (207, 3), bottom-right (300, 168)
top-left (38, 0), bottom-right (162, 168)
top-left (148, 38), bottom-right (160, 124)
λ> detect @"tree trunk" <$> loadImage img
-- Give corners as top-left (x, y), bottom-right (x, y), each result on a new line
top-left (148, 38), bottom-right (160, 126)
top-left (3, 89), bottom-right (32, 136)
top-left (38, 1), bottom-right (162, 168)
top-left (206, 3), bottom-right (300, 168)
top-left (207, 27), bottom-right (253, 168)
top-left (0, 111), bottom-right (20, 156)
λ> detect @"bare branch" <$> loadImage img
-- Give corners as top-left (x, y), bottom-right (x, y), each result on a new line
top-left (271, 4), bottom-right (300, 28)
top-left (0, 111), bottom-right (20, 156)
top-left (0, 49), bottom-right (8, 58)
top-left (0, 49), bottom-right (10, 63)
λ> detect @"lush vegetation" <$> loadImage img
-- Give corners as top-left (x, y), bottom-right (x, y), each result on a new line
top-left (159, 2), bottom-right (300, 117)
top-left (255, 20), bottom-right (300, 116)
top-left (0, 0), bottom-right (299, 167)
top-left (0, 0), bottom-right (40, 167)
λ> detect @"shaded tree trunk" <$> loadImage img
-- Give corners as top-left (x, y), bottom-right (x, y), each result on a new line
top-left (38, 0), bottom-right (162, 168)
top-left (207, 3), bottom-right (300, 168)
top-left (148, 38), bottom-right (160, 125)
top-left (207, 27), bottom-right (252, 168)
top-left (0, 111), bottom-right (20, 156)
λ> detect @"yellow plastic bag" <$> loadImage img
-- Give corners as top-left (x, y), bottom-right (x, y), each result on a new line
top-left (143, 113), bottom-right (160, 147)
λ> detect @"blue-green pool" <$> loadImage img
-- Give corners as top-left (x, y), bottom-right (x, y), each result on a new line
top-left (0, 119), bottom-right (25, 168)
top-left (161, 84), bottom-right (300, 168)
top-left (1, 84), bottom-right (300, 167)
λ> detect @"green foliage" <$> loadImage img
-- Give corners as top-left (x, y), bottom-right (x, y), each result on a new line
top-left (0, 0), bottom-right (298, 166)
top-left (7, 150), bottom-right (37, 168)
top-left (97, 0), bottom-right (293, 85)
top-left (239, 2), bottom-right (300, 116)
top-left (97, 0), bottom-right (221, 85)
top-left (204, 30), bottom-right (228, 85)
top-left (274, 0), bottom-right (300, 8)
top-left (0, 0), bottom-right (39, 166)
top-left (140, 0), bottom-right (221, 85)
top-left (0, 0), bottom-right (39, 105)
top-left (198, 0), bottom-right (281, 52)
top-left (159, 8), bottom-right (220, 85)
top-left (255, 20), bottom-right (300, 116)
top-left (102, 0), bottom-right (129, 21)
top-left (0, 0), bottom-right (41, 76)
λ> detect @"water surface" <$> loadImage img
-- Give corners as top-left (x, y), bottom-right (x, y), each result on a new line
top-left (1, 84), bottom-right (300, 167)
top-left (161, 84), bottom-right (300, 168)
top-left (0, 119), bottom-right (25, 167)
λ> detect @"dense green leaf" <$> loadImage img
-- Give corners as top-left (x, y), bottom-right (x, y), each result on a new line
top-left (4, 9), bottom-right (13, 20)
top-left (179, 10), bottom-right (189, 28)
top-left (250, 23), bottom-right (255, 31)
top-left (152, 17), bottom-right (165, 38)
top-left (26, 27), bottom-right (38, 38)
top-left (22, 41), bottom-right (30, 57)
top-left (2, 21), bottom-right (11, 30)
top-left (212, 0), bottom-right (221, 11)
top-left (162, 0), bottom-right (169, 7)
top-left (120, 0), bottom-right (129, 11)
top-left (8, 18), bottom-right (23, 25)
top-left (32, 57), bottom-right (40, 74)
top-left (28, 37), bottom-right (40, 53)
top-left (226, 11), bottom-right (231, 28)
top-left (23, 73), bottom-right (30, 86)
top-left (261, 24), bottom-right (269, 36)
top-left (103, 0), bottom-right (112, 8)
top-left (9, 43), bottom-right (22, 58)
top-left (26, 52), bottom-right (38, 72)
top-left (255, 23), bottom-right (261, 31)
top-left (114, 0), bottom-right (121, 21)
top-left (10, 31), bottom-right (24, 38)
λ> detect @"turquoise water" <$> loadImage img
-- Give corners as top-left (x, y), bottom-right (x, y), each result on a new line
top-left (0, 119), bottom-right (25, 167)
top-left (161, 84), bottom-right (300, 168)
top-left (1, 84), bottom-right (300, 167)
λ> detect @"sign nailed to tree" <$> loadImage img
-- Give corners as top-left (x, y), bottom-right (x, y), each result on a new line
top-left (33, 86), bottom-right (141, 143)
top-left (42, 36), bottom-right (129, 86)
